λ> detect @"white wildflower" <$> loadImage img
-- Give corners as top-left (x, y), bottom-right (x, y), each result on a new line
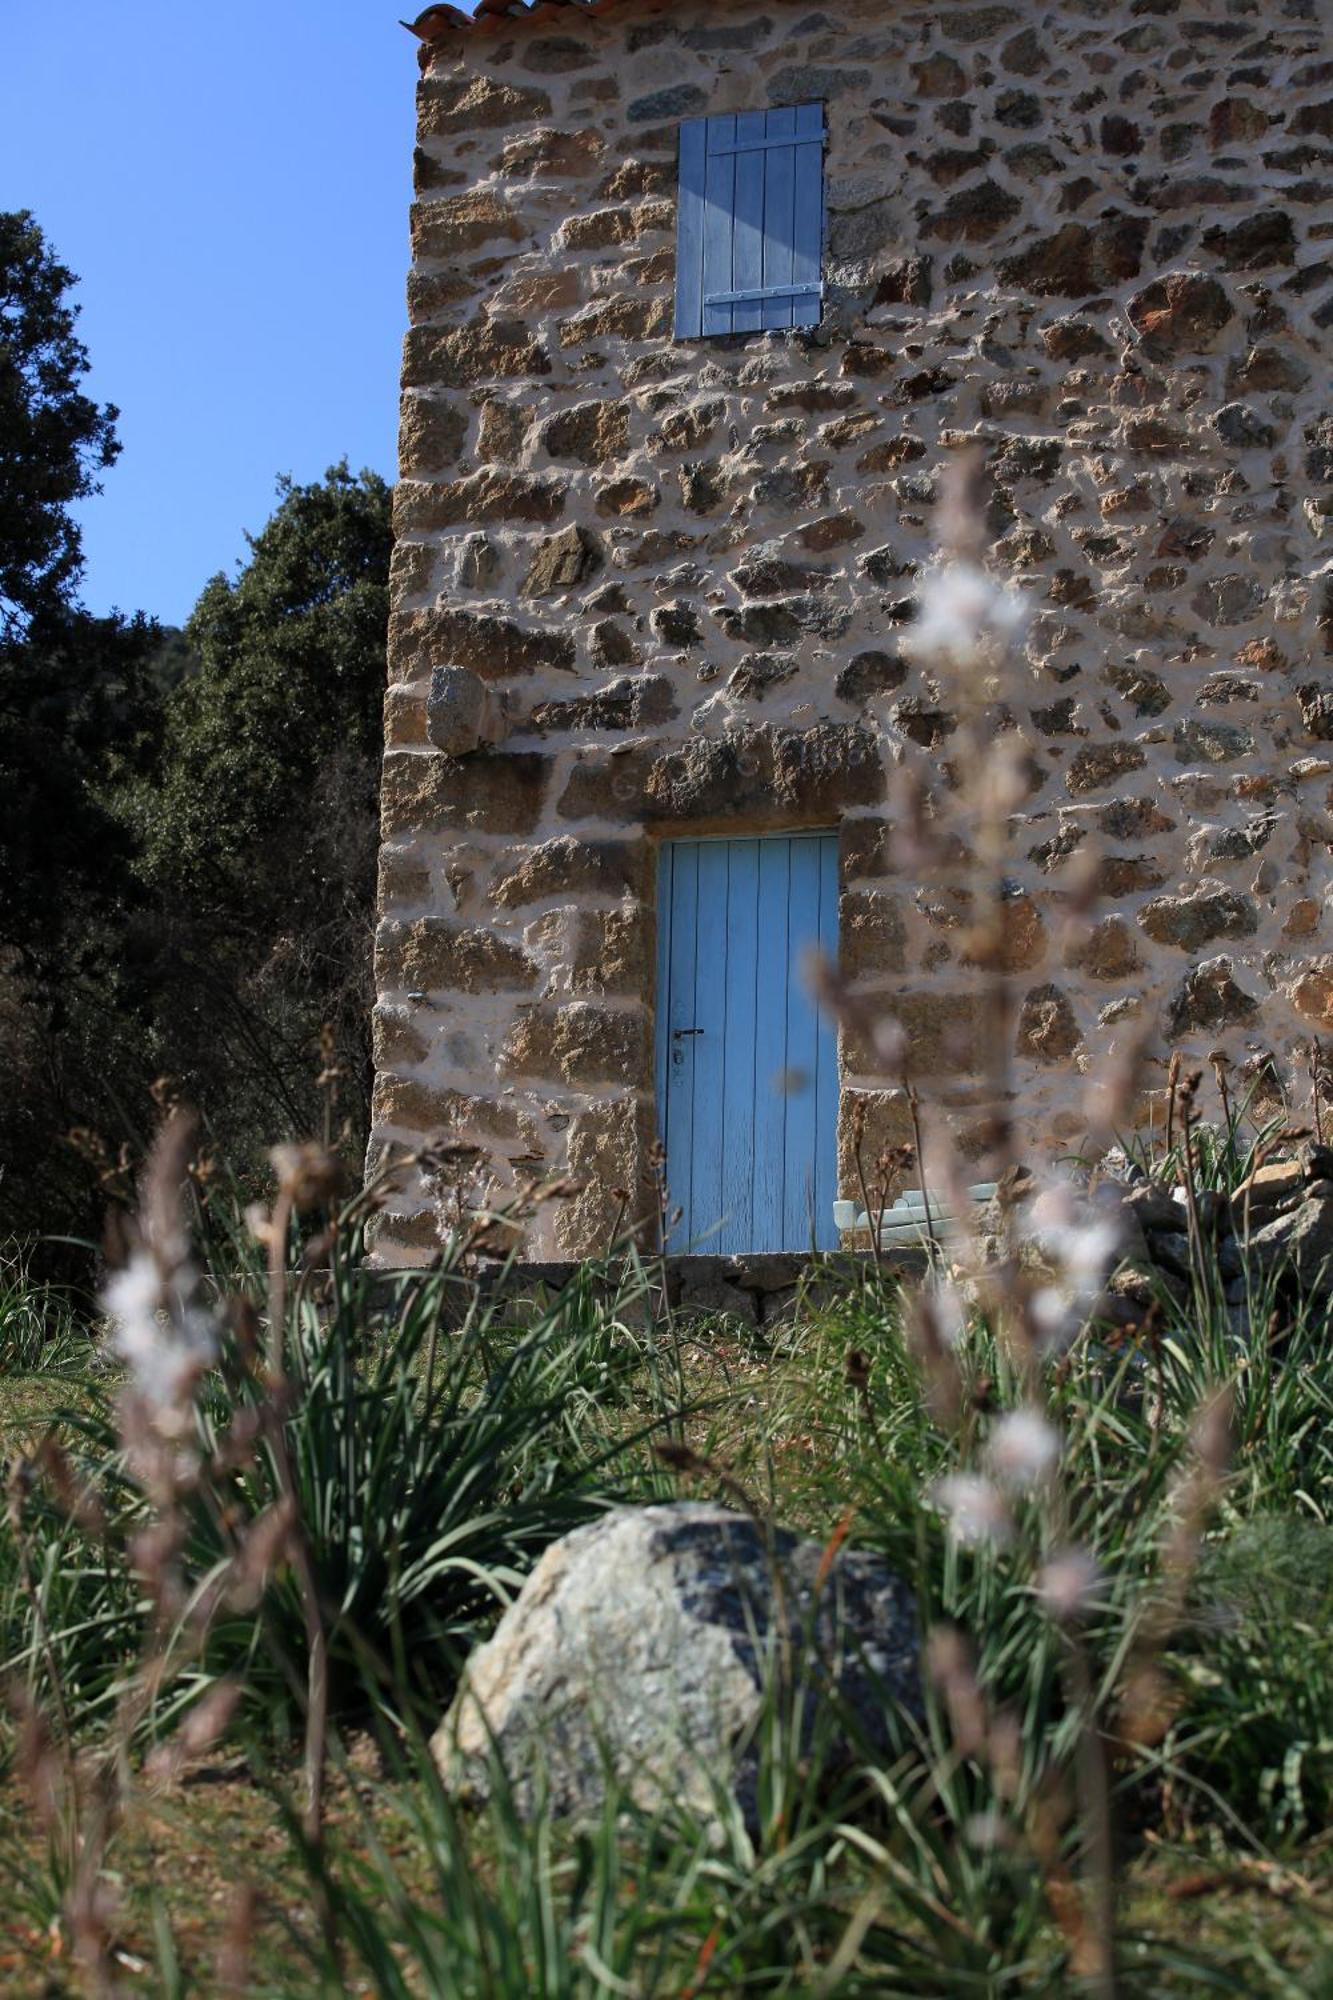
top-left (933, 1473), bottom-right (1012, 1548)
top-left (928, 1278), bottom-right (969, 1350)
top-left (964, 1809), bottom-right (1011, 1852)
top-left (104, 1251), bottom-right (217, 1415)
top-left (1029, 1181), bottom-right (1122, 1290)
top-left (909, 560), bottom-right (1027, 671)
top-left (1048, 1216), bottom-right (1122, 1291)
top-left (1029, 1283), bottom-right (1078, 1354)
top-left (1036, 1546), bottom-right (1102, 1622)
top-left (986, 1406), bottom-right (1061, 1490)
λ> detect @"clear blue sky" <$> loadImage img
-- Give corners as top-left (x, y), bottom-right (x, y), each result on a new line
top-left (3, 3), bottom-right (432, 627)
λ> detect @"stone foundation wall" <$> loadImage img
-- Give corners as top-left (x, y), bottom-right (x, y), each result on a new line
top-left (371, 0), bottom-right (1333, 1264)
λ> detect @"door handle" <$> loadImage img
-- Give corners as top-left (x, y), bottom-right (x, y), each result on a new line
top-left (672, 1028), bottom-right (704, 1040)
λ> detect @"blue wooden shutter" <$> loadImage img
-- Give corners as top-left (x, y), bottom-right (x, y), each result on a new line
top-left (674, 103), bottom-right (826, 340)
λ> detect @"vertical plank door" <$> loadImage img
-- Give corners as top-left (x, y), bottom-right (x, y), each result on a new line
top-left (656, 833), bottom-right (839, 1254)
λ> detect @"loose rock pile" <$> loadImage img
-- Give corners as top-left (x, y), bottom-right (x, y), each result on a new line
top-left (434, 1502), bottom-right (919, 1825)
top-left (1094, 1142), bottom-right (1333, 1340)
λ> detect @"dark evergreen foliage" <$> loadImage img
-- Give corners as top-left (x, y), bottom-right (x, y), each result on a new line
top-left (0, 210), bottom-right (120, 638)
top-left (0, 212), bottom-right (391, 1258)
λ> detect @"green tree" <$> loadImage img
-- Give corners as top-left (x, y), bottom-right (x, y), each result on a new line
top-left (0, 215), bottom-right (163, 1248)
top-left (0, 210), bottom-right (119, 638)
top-left (127, 464), bottom-right (392, 1166)
top-left (0, 212), bottom-right (392, 1255)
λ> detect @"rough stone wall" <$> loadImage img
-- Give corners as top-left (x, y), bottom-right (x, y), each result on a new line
top-left (371, 0), bottom-right (1333, 1265)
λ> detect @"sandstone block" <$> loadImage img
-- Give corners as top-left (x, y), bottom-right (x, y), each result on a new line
top-left (1167, 956), bottom-right (1259, 1039)
top-left (1068, 916), bottom-right (1140, 981)
top-left (1298, 685), bottom-right (1333, 741)
top-left (840, 891), bottom-right (908, 980)
top-left (1016, 984), bottom-right (1081, 1064)
top-left (596, 476), bottom-right (660, 518)
top-left (402, 322), bottom-right (550, 389)
top-left (997, 215), bottom-right (1147, 297)
top-left (912, 52), bottom-right (966, 97)
top-left (528, 674), bottom-right (677, 734)
top-left (1203, 210), bottom-right (1296, 271)
top-left (499, 1002), bottom-right (649, 1086)
top-left (477, 401), bottom-right (530, 464)
top-left (627, 84), bottom-right (707, 122)
top-left (928, 180), bottom-right (1022, 244)
top-left (843, 992), bottom-right (985, 1078)
top-left (1212, 403), bottom-right (1278, 450)
top-left (1127, 273), bottom-right (1234, 356)
top-left (589, 619), bottom-right (640, 669)
top-left (559, 296), bottom-right (672, 347)
top-left (411, 192), bottom-right (523, 259)
top-left (731, 553), bottom-right (835, 599)
top-left (555, 1099), bottom-right (657, 1255)
top-left (651, 602), bottom-right (701, 648)
top-left (384, 684), bottom-right (428, 748)
top-left (964, 892), bottom-right (1047, 974)
top-left (1229, 345), bottom-right (1309, 395)
top-left (381, 750), bottom-right (551, 838)
top-left (1139, 886), bottom-right (1258, 951)
top-left (649, 400), bottom-right (725, 454)
top-left (558, 201), bottom-right (674, 251)
top-left (559, 904), bottom-right (652, 997)
top-left (419, 75), bottom-right (552, 135)
top-left (394, 471), bottom-right (566, 535)
top-left (455, 533), bottom-right (499, 590)
top-left (498, 127), bottom-right (604, 178)
top-left (377, 918), bottom-right (538, 995)
top-left (491, 837), bottom-right (649, 910)
top-left (599, 159), bottom-right (675, 200)
top-left (540, 399), bottom-right (630, 467)
top-left (378, 847), bottom-right (431, 908)
top-left (837, 1088), bottom-right (914, 1193)
top-left (1066, 743), bottom-right (1148, 794)
top-left (890, 696), bottom-right (957, 748)
top-left (373, 1075), bottom-right (527, 1144)
top-left (389, 542), bottom-right (438, 608)
top-left (520, 524), bottom-right (603, 598)
top-left (1290, 959), bottom-right (1333, 1028)
top-left (1099, 856), bottom-right (1167, 896)
top-left (1173, 717), bottom-right (1255, 762)
top-left (1248, 1194), bottom-right (1333, 1286)
top-left (1041, 316), bottom-right (1114, 361)
top-left (839, 818), bottom-right (890, 880)
top-left (395, 608), bottom-right (575, 682)
top-left (372, 1006), bottom-right (429, 1071)
top-left (399, 394), bottom-right (468, 475)
top-left (556, 726), bottom-right (885, 829)
top-left (1102, 664), bottom-right (1169, 717)
top-left (836, 651), bottom-right (907, 705)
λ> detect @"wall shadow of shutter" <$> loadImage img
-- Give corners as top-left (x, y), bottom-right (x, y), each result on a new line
top-left (674, 102), bottom-right (826, 341)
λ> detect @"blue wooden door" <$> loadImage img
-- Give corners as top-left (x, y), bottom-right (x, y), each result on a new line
top-left (655, 834), bottom-right (839, 1254)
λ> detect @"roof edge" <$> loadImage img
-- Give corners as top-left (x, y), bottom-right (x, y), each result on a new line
top-left (404, 0), bottom-right (691, 54)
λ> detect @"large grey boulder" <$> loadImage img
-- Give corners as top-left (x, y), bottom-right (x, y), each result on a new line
top-left (433, 1502), bottom-right (919, 1823)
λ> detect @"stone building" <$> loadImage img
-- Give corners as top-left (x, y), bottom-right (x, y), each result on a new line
top-left (370, 0), bottom-right (1333, 1267)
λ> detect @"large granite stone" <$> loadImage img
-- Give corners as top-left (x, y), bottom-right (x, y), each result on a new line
top-left (434, 1503), bottom-right (919, 1822)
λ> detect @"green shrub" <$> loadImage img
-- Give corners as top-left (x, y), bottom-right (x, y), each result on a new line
top-left (1168, 1517), bottom-right (1333, 1844)
top-left (2, 1208), bottom-right (663, 1743)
